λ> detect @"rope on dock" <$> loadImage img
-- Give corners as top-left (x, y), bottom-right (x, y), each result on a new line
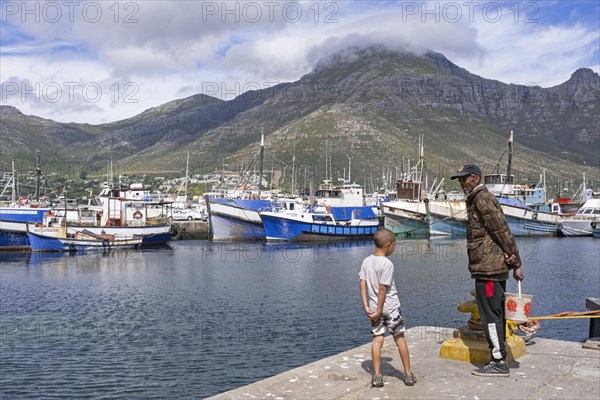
top-left (511, 310), bottom-right (600, 338)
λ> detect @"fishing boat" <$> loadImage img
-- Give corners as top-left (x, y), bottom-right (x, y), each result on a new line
top-left (260, 200), bottom-right (379, 241)
top-left (384, 132), bottom-right (560, 237)
top-left (0, 158), bottom-right (52, 250)
top-left (60, 183), bottom-right (176, 246)
top-left (383, 136), bottom-right (430, 237)
top-left (207, 134), bottom-right (273, 240)
top-left (557, 198), bottom-right (600, 237)
top-left (261, 181), bottom-right (379, 241)
top-left (26, 224), bottom-right (142, 252)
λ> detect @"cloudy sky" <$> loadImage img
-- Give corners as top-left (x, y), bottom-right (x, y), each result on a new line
top-left (1, 0), bottom-right (598, 124)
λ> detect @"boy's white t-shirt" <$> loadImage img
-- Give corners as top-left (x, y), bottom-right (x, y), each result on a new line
top-left (359, 254), bottom-right (401, 314)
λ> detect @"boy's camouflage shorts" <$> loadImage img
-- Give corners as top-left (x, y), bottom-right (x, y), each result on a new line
top-left (370, 307), bottom-right (406, 337)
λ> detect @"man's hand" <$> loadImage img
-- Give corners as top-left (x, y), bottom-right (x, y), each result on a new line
top-left (504, 253), bottom-right (518, 266)
top-left (513, 267), bottom-right (524, 281)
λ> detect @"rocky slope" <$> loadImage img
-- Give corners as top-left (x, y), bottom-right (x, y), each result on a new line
top-left (1, 47), bottom-right (598, 186)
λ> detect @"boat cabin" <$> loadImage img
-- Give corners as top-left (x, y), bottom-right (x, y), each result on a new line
top-left (395, 180), bottom-right (425, 201)
top-left (315, 182), bottom-right (363, 207)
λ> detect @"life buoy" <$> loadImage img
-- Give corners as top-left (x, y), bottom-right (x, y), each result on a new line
top-left (133, 210), bottom-right (143, 220)
top-left (18, 196), bottom-right (29, 206)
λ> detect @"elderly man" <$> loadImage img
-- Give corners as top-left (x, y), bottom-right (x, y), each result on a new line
top-left (451, 164), bottom-right (524, 377)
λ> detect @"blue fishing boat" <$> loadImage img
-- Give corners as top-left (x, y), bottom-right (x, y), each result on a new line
top-left (0, 157), bottom-right (53, 250)
top-left (261, 205), bottom-right (379, 241)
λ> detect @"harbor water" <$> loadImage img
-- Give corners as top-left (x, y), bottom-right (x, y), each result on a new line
top-left (1, 237), bottom-right (599, 398)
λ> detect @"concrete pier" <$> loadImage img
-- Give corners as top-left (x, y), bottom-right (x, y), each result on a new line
top-left (209, 326), bottom-right (600, 400)
top-left (174, 220), bottom-right (209, 239)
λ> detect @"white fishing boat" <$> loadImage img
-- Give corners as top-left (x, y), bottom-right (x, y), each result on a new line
top-left (26, 224), bottom-right (141, 252)
top-left (54, 183), bottom-right (176, 245)
top-left (558, 198), bottom-right (600, 237)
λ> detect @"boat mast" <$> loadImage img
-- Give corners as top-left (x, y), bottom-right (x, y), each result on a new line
top-left (11, 159), bottom-right (16, 205)
top-left (325, 139), bottom-right (328, 184)
top-left (258, 133), bottom-right (264, 197)
top-left (35, 149), bottom-right (41, 200)
top-left (507, 130), bottom-right (514, 184)
top-left (291, 143), bottom-right (296, 196)
top-left (348, 155), bottom-right (351, 184)
top-left (184, 150), bottom-right (190, 200)
top-left (418, 134), bottom-right (424, 201)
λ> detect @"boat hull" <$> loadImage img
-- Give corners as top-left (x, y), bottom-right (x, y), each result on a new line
top-left (557, 219), bottom-right (597, 237)
top-left (27, 231), bottom-right (142, 252)
top-left (428, 215), bottom-right (467, 236)
top-left (27, 228), bottom-right (142, 252)
top-left (66, 225), bottom-right (173, 246)
top-left (0, 229), bottom-right (30, 250)
top-left (383, 199), bottom-right (557, 237)
top-left (500, 205), bottom-right (558, 237)
top-left (210, 213), bottom-right (265, 241)
top-left (208, 199), bottom-right (271, 241)
top-left (426, 200), bottom-right (467, 236)
top-left (0, 208), bottom-right (51, 250)
top-left (382, 201), bottom-right (429, 238)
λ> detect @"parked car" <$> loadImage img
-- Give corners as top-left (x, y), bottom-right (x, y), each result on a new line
top-left (170, 209), bottom-right (207, 221)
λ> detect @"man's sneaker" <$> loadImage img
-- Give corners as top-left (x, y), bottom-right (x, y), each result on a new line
top-left (471, 360), bottom-right (510, 377)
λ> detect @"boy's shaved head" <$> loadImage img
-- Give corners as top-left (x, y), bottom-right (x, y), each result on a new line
top-left (374, 228), bottom-right (396, 249)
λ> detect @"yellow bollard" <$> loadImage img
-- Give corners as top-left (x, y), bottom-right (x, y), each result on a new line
top-left (440, 291), bottom-right (526, 363)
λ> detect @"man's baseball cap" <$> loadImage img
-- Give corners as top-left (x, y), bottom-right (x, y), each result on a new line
top-left (450, 164), bottom-right (483, 180)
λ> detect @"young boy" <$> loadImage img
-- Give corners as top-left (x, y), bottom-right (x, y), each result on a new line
top-left (359, 228), bottom-right (416, 388)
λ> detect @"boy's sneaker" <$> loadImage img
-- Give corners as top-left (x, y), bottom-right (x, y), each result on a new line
top-left (471, 360), bottom-right (510, 377)
top-left (404, 372), bottom-right (417, 386)
top-left (371, 374), bottom-right (384, 387)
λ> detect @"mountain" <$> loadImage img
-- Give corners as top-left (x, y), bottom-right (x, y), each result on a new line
top-left (1, 47), bottom-right (598, 188)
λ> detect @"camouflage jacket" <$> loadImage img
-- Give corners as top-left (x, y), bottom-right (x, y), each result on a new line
top-left (466, 185), bottom-right (522, 280)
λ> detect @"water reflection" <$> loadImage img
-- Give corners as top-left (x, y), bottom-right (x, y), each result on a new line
top-left (0, 237), bottom-right (598, 399)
